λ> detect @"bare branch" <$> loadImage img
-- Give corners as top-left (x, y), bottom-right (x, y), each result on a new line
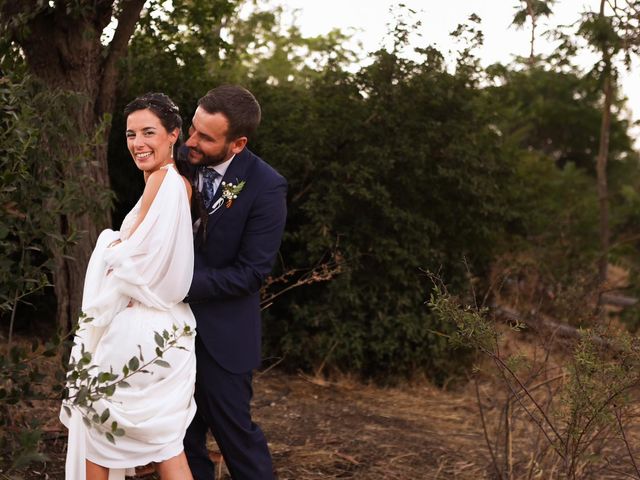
top-left (615, 406), bottom-right (640, 478)
top-left (474, 377), bottom-right (503, 479)
top-left (96, 0), bottom-right (146, 118)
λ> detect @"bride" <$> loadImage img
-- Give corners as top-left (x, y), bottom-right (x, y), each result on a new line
top-left (60, 93), bottom-right (196, 480)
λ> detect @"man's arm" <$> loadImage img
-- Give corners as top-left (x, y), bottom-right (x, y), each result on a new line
top-left (186, 179), bottom-right (287, 301)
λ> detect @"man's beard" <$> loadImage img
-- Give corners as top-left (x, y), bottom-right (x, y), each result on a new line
top-left (189, 143), bottom-right (232, 167)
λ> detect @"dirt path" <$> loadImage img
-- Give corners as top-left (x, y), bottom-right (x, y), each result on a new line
top-left (13, 370), bottom-right (491, 480)
top-left (250, 371), bottom-right (488, 480)
top-left (13, 366), bottom-right (640, 479)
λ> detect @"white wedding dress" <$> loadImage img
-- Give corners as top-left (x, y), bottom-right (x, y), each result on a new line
top-left (60, 164), bottom-right (197, 480)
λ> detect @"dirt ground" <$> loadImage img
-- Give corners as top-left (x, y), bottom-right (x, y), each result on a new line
top-left (254, 371), bottom-right (488, 480)
top-left (8, 329), bottom-right (640, 479)
top-left (10, 368), bottom-right (492, 480)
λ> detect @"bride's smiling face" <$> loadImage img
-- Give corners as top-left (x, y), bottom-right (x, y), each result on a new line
top-left (126, 109), bottom-right (178, 173)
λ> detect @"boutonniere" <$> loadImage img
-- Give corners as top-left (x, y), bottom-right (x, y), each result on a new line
top-left (221, 180), bottom-right (245, 208)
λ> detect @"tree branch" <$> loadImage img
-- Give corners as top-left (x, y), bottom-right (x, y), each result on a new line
top-left (0, 0), bottom-right (41, 38)
top-left (96, 0), bottom-right (146, 118)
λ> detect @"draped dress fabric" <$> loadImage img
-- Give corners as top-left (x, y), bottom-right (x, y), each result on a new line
top-left (60, 164), bottom-right (197, 480)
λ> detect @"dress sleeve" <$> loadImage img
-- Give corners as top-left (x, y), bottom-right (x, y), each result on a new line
top-left (79, 168), bottom-right (193, 335)
top-left (101, 168), bottom-right (194, 310)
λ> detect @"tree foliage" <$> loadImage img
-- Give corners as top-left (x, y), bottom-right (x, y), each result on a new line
top-left (0, 73), bottom-right (110, 336)
top-left (100, 3), bottom-right (639, 383)
top-left (252, 24), bottom-right (516, 382)
top-left (3, 1), bottom-right (640, 388)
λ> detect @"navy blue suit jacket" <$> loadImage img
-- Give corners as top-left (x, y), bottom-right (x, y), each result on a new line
top-left (183, 147), bottom-right (287, 373)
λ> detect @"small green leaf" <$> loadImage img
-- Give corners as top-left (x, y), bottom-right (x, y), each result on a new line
top-left (154, 332), bottom-right (165, 347)
top-left (100, 408), bottom-right (110, 424)
top-left (128, 356), bottom-right (140, 371)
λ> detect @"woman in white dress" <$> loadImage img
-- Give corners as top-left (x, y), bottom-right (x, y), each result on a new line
top-left (60, 93), bottom-right (197, 480)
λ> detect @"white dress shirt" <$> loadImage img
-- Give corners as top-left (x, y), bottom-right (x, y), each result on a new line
top-left (197, 154), bottom-right (235, 196)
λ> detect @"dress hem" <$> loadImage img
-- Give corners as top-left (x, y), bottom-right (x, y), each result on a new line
top-left (85, 445), bottom-right (186, 470)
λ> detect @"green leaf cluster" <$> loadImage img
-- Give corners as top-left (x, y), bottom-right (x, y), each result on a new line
top-left (62, 322), bottom-right (193, 445)
top-left (0, 72), bottom-right (113, 332)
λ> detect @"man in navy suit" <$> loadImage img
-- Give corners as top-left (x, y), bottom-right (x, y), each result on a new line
top-left (181, 85), bottom-right (287, 479)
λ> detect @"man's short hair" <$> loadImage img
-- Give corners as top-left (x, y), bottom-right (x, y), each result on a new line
top-left (198, 85), bottom-right (261, 141)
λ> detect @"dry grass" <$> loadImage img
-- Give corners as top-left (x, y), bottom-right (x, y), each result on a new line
top-left (6, 326), bottom-right (640, 479)
top-left (257, 371), bottom-right (489, 480)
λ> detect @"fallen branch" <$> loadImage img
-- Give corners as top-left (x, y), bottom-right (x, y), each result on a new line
top-left (491, 304), bottom-right (607, 345)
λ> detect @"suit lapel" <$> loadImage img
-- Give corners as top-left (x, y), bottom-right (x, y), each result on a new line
top-left (206, 148), bottom-right (252, 233)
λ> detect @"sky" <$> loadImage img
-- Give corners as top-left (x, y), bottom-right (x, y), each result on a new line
top-left (277, 0), bottom-right (639, 136)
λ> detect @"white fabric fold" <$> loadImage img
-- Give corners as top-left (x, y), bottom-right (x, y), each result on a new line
top-left (60, 165), bottom-right (197, 479)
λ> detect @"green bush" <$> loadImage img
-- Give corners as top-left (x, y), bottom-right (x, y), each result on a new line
top-left (254, 49), bottom-right (514, 382)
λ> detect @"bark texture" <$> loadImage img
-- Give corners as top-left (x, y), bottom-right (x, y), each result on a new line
top-left (596, 0), bottom-right (613, 287)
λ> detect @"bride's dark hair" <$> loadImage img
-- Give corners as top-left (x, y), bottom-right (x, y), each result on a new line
top-left (124, 92), bottom-right (183, 163)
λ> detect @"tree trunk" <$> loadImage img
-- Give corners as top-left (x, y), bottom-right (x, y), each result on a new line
top-left (596, 58), bottom-right (613, 286)
top-left (526, 0), bottom-right (537, 66)
top-left (1, 0), bottom-right (146, 332)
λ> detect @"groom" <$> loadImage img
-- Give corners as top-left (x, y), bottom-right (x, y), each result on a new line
top-left (181, 85), bottom-right (287, 479)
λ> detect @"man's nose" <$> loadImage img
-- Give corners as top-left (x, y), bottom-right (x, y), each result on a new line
top-left (185, 133), bottom-right (196, 147)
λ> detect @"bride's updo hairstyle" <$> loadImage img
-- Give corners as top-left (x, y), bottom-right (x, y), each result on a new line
top-left (124, 92), bottom-right (183, 160)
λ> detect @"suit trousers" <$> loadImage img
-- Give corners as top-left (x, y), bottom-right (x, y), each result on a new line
top-left (184, 336), bottom-right (275, 479)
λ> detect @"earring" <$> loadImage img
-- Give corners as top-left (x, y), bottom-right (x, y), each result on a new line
top-left (169, 143), bottom-right (173, 159)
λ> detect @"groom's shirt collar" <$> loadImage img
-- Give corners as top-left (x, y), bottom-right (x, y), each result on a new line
top-left (198, 154), bottom-right (235, 194)
top-left (208, 154), bottom-right (235, 178)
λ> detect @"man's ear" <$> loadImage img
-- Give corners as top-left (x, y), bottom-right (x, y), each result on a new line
top-left (230, 136), bottom-right (248, 154)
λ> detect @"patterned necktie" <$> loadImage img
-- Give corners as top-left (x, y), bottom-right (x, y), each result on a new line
top-left (199, 167), bottom-right (220, 211)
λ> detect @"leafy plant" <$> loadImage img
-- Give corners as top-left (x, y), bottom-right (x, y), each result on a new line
top-left (62, 318), bottom-right (193, 445)
top-left (431, 284), bottom-right (640, 478)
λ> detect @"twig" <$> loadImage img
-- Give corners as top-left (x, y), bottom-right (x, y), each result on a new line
top-left (260, 256), bottom-right (343, 310)
top-left (255, 356), bottom-right (285, 378)
top-left (334, 450), bottom-right (360, 465)
top-left (614, 406), bottom-right (640, 478)
top-left (314, 340), bottom-right (338, 378)
top-left (572, 379), bottom-right (640, 464)
top-left (505, 399), bottom-right (513, 480)
top-left (488, 352), bottom-right (566, 461)
top-left (474, 376), bottom-right (503, 479)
